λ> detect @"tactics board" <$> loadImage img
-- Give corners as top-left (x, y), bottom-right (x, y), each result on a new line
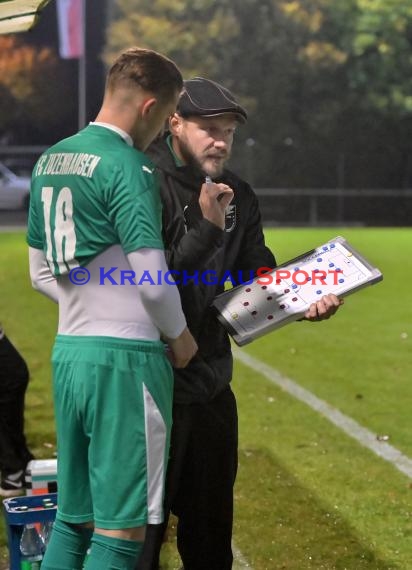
top-left (212, 236), bottom-right (383, 346)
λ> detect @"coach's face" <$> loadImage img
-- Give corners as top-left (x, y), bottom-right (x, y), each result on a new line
top-left (170, 114), bottom-right (237, 178)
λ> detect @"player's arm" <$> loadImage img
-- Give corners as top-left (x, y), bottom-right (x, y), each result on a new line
top-left (303, 293), bottom-right (343, 321)
top-left (27, 180), bottom-right (59, 302)
top-left (27, 174), bottom-right (58, 302)
top-left (109, 163), bottom-right (197, 366)
top-left (127, 248), bottom-right (198, 368)
top-left (28, 246), bottom-right (58, 303)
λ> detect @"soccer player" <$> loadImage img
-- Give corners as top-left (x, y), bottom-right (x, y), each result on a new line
top-left (27, 48), bottom-right (197, 570)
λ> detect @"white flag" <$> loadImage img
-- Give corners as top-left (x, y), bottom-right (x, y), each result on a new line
top-left (56, 0), bottom-right (84, 59)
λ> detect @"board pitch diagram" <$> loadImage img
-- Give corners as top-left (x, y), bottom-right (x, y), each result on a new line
top-left (212, 236), bottom-right (383, 346)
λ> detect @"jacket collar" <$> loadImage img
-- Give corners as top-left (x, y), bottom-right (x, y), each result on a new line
top-left (147, 135), bottom-right (226, 189)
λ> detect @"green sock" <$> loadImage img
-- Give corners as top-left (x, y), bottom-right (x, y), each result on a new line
top-left (41, 518), bottom-right (92, 569)
top-left (84, 533), bottom-right (143, 570)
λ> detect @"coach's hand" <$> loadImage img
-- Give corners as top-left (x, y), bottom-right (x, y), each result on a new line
top-left (304, 293), bottom-right (343, 321)
top-left (199, 180), bottom-right (234, 230)
top-left (166, 327), bottom-right (198, 368)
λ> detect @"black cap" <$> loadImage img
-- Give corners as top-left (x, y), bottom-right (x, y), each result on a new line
top-left (177, 77), bottom-right (247, 124)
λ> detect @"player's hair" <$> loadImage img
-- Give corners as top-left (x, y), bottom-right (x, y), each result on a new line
top-left (106, 47), bottom-right (183, 103)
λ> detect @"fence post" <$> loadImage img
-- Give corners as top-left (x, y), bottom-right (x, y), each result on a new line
top-left (309, 194), bottom-right (318, 226)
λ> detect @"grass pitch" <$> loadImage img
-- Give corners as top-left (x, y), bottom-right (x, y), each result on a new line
top-left (1, 228), bottom-right (411, 569)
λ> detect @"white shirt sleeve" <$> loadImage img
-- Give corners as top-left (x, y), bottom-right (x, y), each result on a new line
top-left (127, 248), bottom-right (187, 340)
top-left (29, 247), bottom-right (58, 303)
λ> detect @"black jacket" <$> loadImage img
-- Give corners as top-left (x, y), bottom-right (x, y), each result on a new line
top-left (147, 136), bottom-right (276, 404)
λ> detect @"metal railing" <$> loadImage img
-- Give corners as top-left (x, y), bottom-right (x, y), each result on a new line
top-left (1, 146), bottom-right (411, 226)
top-left (255, 188), bottom-right (412, 226)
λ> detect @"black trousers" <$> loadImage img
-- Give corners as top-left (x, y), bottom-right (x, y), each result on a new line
top-left (0, 334), bottom-right (33, 475)
top-left (137, 386), bottom-right (238, 570)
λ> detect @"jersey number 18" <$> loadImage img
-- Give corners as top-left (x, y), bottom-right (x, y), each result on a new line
top-left (41, 186), bottom-right (78, 274)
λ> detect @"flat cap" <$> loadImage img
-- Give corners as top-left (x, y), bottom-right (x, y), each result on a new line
top-left (177, 77), bottom-right (247, 123)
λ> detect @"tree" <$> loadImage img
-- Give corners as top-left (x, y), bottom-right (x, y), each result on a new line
top-left (105, 0), bottom-right (306, 184)
top-left (105, 0), bottom-right (412, 188)
top-left (0, 35), bottom-right (74, 143)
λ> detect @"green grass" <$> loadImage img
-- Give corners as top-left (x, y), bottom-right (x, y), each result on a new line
top-left (245, 229), bottom-right (412, 458)
top-left (1, 228), bottom-right (412, 569)
top-left (233, 228), bottom-right (412, 569)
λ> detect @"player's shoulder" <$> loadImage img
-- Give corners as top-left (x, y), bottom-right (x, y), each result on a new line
top-left (114, 146), bottom-right (157, 185)
top-left (129, 147), bottom-right (156, 172)
top-left (77, 127), bottom-right (156, 181)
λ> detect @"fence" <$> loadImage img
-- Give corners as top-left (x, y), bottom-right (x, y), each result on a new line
top-left (255, 188), bottom-right (412, 226)
top-left (1, 147), bottom-right (411, 227)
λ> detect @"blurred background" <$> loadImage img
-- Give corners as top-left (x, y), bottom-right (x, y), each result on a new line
top-left (1, 0), bottom-right (412, 226)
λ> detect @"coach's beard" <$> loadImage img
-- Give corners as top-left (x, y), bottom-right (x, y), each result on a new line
top-left (179, 141), bottom-right (229, 179)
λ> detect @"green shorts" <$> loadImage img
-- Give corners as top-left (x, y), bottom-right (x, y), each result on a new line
top-left (51, 335), bottom-right (173, 529)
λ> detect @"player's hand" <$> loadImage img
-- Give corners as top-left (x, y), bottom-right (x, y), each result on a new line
top-left (165, 327), bottom-right (198, 368)
top-left (304, 293), bottom-right (343, 322)
top-left (199, 180), bottom-right (234, 230)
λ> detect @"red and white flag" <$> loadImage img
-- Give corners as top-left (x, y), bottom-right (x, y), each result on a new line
top-left (56, 0), bottom-right (84, 59)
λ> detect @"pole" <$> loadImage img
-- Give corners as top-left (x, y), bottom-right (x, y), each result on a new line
top-left (78, 0), bottom-right (86, 130)
top-left (337, 152), bottom-right (345, 224)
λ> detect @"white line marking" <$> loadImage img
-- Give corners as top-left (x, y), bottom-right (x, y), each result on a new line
top-left (234, 348), bottom-right (412, 479)
top-left (233, 543), bottom-right (252, 568)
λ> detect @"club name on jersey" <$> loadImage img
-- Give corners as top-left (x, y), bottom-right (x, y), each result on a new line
top-left (35, 153), bottom-right (101, 179)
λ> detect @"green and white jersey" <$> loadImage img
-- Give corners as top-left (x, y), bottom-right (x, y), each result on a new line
top-left (27, 124), bottom-right (163, 275)
top-left (27, 125), bottom-right (187, 341)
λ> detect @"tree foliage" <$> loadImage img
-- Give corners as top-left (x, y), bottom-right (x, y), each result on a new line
top-left (104, 0), bottom-right (412, 187)
top-left (0, 35), bottom-right (73, 142)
